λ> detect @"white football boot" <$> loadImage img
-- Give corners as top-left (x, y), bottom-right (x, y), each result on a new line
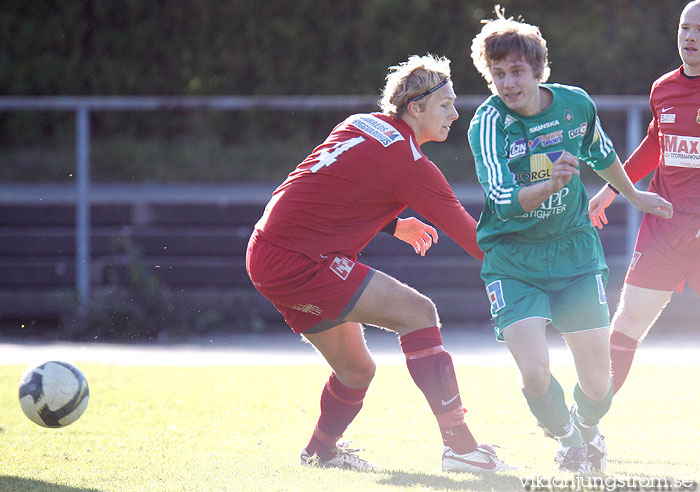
top-left (442, 444), bottom-right (516, 472)
top-left (300, 442), bottom-right (383, 472)
top-left (585, 429), bottom-right (607, 472)
top-left (555, 445), bottom-right (590, 473)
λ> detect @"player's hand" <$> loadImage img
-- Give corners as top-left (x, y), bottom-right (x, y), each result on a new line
top-left (632, 190), bottom-right (673, 219)
top-left (588, 185), bottom-right (618, 229)
top-left (696, 227), bottom-right (700, 239)
top-left (394, 217), bottom-right (438, 256)
top-left (549, 151), bottom-right (579, 192)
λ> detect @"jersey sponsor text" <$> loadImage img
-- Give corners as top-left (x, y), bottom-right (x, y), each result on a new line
top-left (568, 123), bottom-right (587, 139)
top-left (515, 150), bottom-right (562, 183)
top-left (663, 134), bottom-right (700, 168)
top-left (541, 130), bottom-right (563, 147)
top-left (509, 138), bottom-right (527, 158)
top-left (348, 115), bottom-right (405, 147)
top-left (516, 187), bottom-right (570, 219)
top-left (528, 120), bottom-right (560, 133)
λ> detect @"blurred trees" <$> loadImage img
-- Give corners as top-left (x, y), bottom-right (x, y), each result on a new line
top-left (1, 0), bottom-right (683, 97)
top-left (0, 0), bottom-right (684, 180)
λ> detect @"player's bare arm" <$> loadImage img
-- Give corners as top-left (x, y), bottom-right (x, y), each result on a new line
top-left (595, 158), bottom-right (673, 220)
top-left (393, 217), bottom-right (438, 256)
top-left (588, 185), bottom-right (618, 229)
top-left (517, 151), bottom-right (579, 212)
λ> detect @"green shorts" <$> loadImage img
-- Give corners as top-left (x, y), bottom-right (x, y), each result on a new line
top-left (480, 228), bottom-right (610, 341)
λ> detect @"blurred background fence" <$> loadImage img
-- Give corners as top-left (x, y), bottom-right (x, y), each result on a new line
top-left (4, 94), bottom-right (695, 342)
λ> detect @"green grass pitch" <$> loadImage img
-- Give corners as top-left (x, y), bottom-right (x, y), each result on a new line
top-left (1, 361), bottom-right (698, 491)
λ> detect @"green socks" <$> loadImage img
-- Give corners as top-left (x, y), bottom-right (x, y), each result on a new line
top-left (523, 375), bottom-right (584, 447)
top-left (572, 381), bottom-right (613, 442)
top-left (522, 376), bottom-right (613, 446)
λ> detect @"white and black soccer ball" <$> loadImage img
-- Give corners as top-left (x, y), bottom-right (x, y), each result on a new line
top-left (19, 361), bottom-right (90, 428)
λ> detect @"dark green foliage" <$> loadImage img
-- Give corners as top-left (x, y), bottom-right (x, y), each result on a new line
top-left (77, 236), bottom-right (173, 341)
top-left (0, 0), bottom-right (684, 181)
top-left (76, 236), bottom-right (230, 342)
top-left (1, 1), bottom-right (683, 97)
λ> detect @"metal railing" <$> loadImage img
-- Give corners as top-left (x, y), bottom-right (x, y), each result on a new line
top-left (0, 95), bottom-right (650, 310)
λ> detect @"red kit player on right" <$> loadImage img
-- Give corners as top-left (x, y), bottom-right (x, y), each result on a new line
top-left (588, 0), bottom-right (700, 395)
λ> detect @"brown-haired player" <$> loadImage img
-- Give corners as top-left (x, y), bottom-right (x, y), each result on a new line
top-left (468, 7), bottom-right (672, 473)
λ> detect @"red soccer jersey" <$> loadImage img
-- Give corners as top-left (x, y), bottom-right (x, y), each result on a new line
top-left (624, 67), bottom-right (700, 228)
top-left (255, 112), bottom-right (483, 261)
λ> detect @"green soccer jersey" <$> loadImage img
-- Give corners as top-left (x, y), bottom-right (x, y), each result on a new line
top-left (468, 83), bottom-right (617, 252)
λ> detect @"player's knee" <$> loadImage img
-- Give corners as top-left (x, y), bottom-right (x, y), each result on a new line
top-left (587, 387), bottom-right (611, 402)
top-left (613, 294), bottom-right (667, 339)
top-left (407, 292), bottom-right (439, 326)
top-left (612, 309), bottom-right (650, 340)
top-left (521, 366), bottom-right (551, 397)
top-left (339, 359), bottom-right (376, 388)
top-left (579, 377), bottom-right (611, 402)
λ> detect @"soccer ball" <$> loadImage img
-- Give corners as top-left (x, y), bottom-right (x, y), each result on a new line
top-left (19, 361), bottom-right (90, 428)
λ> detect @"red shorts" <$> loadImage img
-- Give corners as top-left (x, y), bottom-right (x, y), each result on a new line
top-left (245, 231), bottom-right (373, 334)
top-left (625, 214), bottom-right (700, 293)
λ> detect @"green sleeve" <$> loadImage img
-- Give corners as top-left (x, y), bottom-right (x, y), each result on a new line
top-left (580, 101), bottom-right (617, 171)
top-left (468, 105), bottom-right (526, 220)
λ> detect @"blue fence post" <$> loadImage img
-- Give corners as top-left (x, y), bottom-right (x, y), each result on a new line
top-left (75, 105), bottom-right (91, 314)
top-left (625, 106), bottom-right (644, 255)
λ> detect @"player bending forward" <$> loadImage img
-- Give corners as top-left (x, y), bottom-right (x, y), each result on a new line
top-left (467, 7), bottom-right (672, 473)
top-left (246, 54), bottom-right (514, 472)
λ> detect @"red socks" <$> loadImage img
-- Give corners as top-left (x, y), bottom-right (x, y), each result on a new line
top-left (610, 330), bottom-right (639, 395)
top-left (305, 373), bottom-right (367, 461)
top-left (400, 327), bottom-right (478, 454)
top-left (305, 327), bottom-right (479, 460)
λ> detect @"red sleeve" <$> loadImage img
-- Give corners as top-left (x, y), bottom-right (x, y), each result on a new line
top-left (392, 157), bottom-right (485, 261)
top-left (623, 87), bottom-right (661, 184)
top-left (624, 121), bottom-right (661, 184)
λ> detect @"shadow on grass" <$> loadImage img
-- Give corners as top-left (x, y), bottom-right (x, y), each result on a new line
top-left (376, 470), bottom-right (524, 491)
top-left (0, 476), bottom-right (102, 492)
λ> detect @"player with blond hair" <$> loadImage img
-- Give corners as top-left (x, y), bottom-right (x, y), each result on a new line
top-left (247, 54), bottom-right (513, 472)
top-left (467, 7), bottom-right (672, 473)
